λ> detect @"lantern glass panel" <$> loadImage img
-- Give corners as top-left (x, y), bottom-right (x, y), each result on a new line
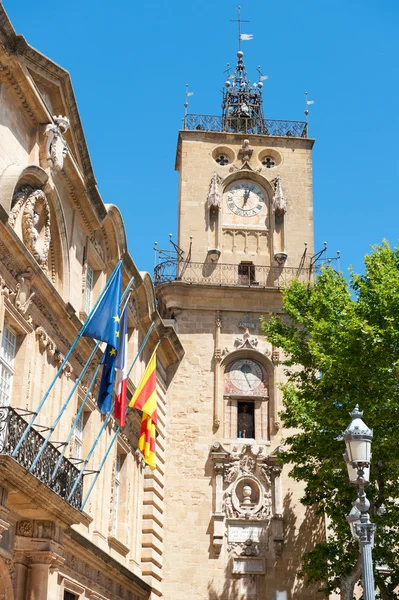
top-left (346, 438), bottom-right (371, 464)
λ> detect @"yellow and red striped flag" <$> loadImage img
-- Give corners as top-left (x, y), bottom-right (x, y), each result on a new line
top-left (138, 413), bottom-right (156, 470)
top-left (128, 351), bottom-right (157, 424)
top-left (129, 346), bottom-right (158, 469)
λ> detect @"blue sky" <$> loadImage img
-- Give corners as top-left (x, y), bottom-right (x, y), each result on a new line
top-left (5, 0), bottom-right (399, 276)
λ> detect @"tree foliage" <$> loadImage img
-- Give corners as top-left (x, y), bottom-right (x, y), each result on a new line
top-left (261, 242), bottom-right (399, 599)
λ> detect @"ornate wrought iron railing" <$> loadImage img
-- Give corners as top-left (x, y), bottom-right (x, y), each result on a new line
top-left (0, 406), bottom-right (82, 509)
top-left (183, 114), bottom-right (308, 138)
top-left (154, 260), bottom-right (312, 288)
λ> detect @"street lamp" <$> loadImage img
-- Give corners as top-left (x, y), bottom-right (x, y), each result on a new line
top-left (343, 405), bottom-right (376, 600)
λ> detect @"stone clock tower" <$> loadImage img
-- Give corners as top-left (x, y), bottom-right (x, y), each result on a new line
top-left (156, 47), bottom-right (323, 600)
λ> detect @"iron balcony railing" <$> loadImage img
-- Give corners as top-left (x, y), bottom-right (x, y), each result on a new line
top-left (0, 406), bottom-right (83, 509)
top-left (154, 260), bottom-right (312, 288)
top-left (183, 114), bottom-right (308, 138)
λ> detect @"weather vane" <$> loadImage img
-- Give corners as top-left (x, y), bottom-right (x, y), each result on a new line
top-left (304, 92), bottom-right (314, 126)
top-left (184, 84), bottom-right (194, 119)
top-left (230, 6), bottom-right (253, 52)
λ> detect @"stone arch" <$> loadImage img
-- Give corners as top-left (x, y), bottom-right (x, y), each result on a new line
top-left (221, 169), bottom-right (275, 204)
top-left (221, 348), bottom-right (275, 441)
top-left (103, 204), bottom-right (128, 263)
top-left (136, 272), bottom-right (157, 322)
top-left (7, 168), bottom-right (68, 296)
top-left (0, 557), bottom-right (15, 600)
top-left (45, 183), bottom-right (69, 296)
top-left (0, 164), bottom-right (49, 214)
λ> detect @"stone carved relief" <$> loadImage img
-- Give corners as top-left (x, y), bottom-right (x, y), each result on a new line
top-left (9, 185), bottom-right (51, 271)
top-left (211, 442), bottom-right (283, 557)
top-left (208, 172), bottom-right (223, 210)
top-left (17, 520), bottom-right (33, 537)
top-left (9, 268), bottom-right (35, 318)
top-left (0, 268), bottom-right (35, 327)
top-left (45, 115), bottom-right (70, 171)
top-left (272, 174), bottom-right (286, 216)
top-left (234, 328), bottom-right (259, 350)
top-left (238, 139), bottom-right (253, 164)
top-left (2, 557), bottom-right (16, 591)
top-left (35, 327), bottom-right (73, 376)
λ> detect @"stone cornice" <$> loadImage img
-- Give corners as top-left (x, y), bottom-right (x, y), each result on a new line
top-left (156, 280), bottom-right (285, 314)
top-left (66, 529), bottom-right (151, 596)
top-left (0, 5), bottom-right (106, 225)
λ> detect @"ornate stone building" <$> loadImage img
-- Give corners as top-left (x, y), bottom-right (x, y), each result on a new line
top-left (0, 6), bottom-right (183, 599)
top-left (155, 48), bottom-right (325, 599)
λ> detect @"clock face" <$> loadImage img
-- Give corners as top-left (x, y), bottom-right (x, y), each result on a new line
top-left (228, 359), bottom-right (263, 392)
top-left (227, 182), bottom-right (266, 217)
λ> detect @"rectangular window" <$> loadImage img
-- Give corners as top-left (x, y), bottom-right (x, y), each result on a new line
top-left (73, 409), bottom-right (84, 460)
top-left (237, 401), bottom-right (255, 439)
top-left (112, 453), bottom-right (121, 537)
top-left (0, 327), bottom-right (16, 407)
top-left (64, 592), bottom-right (78, 600)
top-left (84, 266), bottom-right (94, 315)
top-left (238, 262), bottom-right (256, 285)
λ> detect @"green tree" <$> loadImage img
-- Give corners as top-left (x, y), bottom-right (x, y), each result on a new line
top-left (262, 242), bottom-right (399, 600)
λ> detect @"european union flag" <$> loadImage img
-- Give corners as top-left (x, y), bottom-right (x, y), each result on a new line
top-left (97, 344), bottom-right (117, 414)
top-left (82, 263), bottom-right (122, 349)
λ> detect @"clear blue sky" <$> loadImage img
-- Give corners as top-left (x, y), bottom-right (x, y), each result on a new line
top-left (5, 0), bottom-right (399, 276)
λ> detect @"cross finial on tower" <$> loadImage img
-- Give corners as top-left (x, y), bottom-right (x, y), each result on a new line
top-left (230, 6), bottom-right (250, 52)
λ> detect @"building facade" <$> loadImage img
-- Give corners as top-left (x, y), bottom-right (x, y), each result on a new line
top-left (155, 50), bottom-right (324, 600)
top-left (0, 6), bottom-right (183, 600)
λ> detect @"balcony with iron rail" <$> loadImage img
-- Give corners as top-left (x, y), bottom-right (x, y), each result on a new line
top-left (0, 406), bottom-right (83, 512)
top-left (182, 114), bottom-right (308, 138)
top-left (154, 260), bottom-right (313, 289)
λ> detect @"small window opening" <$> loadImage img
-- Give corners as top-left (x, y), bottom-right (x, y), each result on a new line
top-left (237, 401), bottom-right (255, 438)
top-left (238, 262), bottom-right (256, 285)
top-left (216, 154), bottom-right (229, 166)
top-left (262, 156), bottom-right (275, 168)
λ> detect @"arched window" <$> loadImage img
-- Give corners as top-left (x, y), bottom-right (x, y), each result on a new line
top-left (224, 357), bottom-right (269, 441)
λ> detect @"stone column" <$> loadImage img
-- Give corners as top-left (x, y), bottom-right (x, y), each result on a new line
top-left (272, 466), bottom-right (284, 557)
top-left (13, 551), bottom-right (29, 600)
top-left (212, 463), bottom-right (224, 555)
top-left (213, 311), bottom-right (222, 430)
top-left (0, 487), bottom-right (11, 540)
top-left (28, 552), bottom-right (63, 600)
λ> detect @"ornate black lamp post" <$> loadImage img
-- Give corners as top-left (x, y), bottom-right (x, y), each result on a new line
top-left (343, 405), bottom-right (376, 600)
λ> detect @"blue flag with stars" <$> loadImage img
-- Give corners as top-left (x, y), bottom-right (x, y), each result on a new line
top-left (97, 344), bottom-right (117, 414)
top-left (82, 263), bottom-right (122, 349)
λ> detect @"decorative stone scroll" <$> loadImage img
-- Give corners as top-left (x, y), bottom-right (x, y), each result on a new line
top-left (0, 268), bottom-right (35, 327)
top-left (9, 185), bottom-right (51, 271)
top-left (211, 442), bottom-right (283, 559)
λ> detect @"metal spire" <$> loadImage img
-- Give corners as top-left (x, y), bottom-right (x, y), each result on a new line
top-left (221, 8), bottom-right (264, 134)
top-left (230, 6), bottom-right (249, 52)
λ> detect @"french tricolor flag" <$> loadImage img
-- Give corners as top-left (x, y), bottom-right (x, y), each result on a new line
top-left (114, 304), bottom-right (128, 427)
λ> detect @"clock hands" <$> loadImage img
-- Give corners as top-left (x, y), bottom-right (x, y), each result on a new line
top-left (242, 189), bottom-right (250, 207)
top-left (243, 372), bottom-right (252, 389)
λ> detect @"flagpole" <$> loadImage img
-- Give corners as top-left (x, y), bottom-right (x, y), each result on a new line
top-left (12, 259), bottom-right (123, 458)
top-left (67, 321), bottom-right (156, 503)
top-left (80, 338), bottom-right (161, 511)
top-left (50, 277), bottom-right (135, 480)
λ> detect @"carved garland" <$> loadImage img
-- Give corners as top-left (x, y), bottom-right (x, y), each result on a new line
top-left (9, 186), bottom-right (51, 271)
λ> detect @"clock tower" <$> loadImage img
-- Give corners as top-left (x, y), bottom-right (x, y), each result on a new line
top-left (156, 42), bottom-right (322, 600)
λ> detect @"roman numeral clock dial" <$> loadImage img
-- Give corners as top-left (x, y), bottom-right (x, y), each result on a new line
top-left (227, 182), bottom-right (265, 217)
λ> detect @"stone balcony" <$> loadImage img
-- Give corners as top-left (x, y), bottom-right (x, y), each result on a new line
top-left (0, 406), bottom-right (83, 518)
